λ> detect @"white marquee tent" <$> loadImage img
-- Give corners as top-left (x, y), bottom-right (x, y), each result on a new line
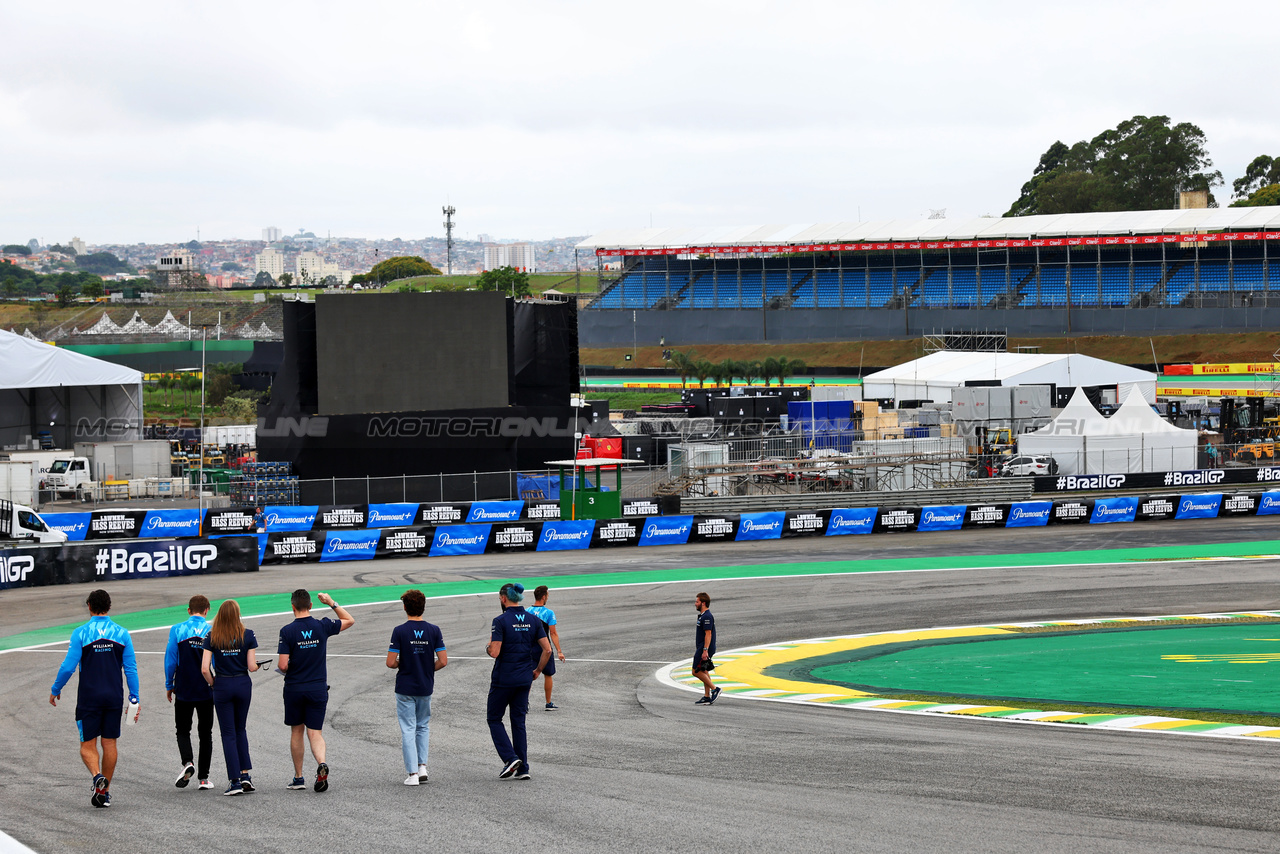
top-left (0, 329), bottom-right (144, 449)
top-left (1017, 386), bottom-right (1197, 474)
top-left (861, 351), bottom-right (1157, 405)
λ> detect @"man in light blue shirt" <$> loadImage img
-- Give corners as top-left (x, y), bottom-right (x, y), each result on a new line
top-left (526, 585), bottom-right (566, 710)
top-left (49, 589), bottom-right (140, 808)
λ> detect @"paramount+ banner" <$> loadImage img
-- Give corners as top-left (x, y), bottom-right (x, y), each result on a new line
top-left (0, 537), bottom-right (258, 591)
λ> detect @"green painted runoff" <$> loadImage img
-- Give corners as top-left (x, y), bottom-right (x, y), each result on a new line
top-left (4, 537), bottom-right (1280, 653)
top-left (809, 623), bottom-right (1280, 715)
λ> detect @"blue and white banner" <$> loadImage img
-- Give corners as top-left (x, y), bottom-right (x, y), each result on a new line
top-left (537, 520), bottom-right (595, 551)
top-left (320, 529), bottom-right (381, 562)
top-left (1176, 493), bottom-right (1222, 519)
top-left (736, 512), bottom-right (785, 541)
top-left (466, 501), bottom-right (524, 524)
top-left (263, 506), bottom-right (319, 532)
top-left (825, 507), bottom-right (877, 536)
top-left (1256, 491), bottom-right (1280, 516)
top-left (366, 503), bottom-right (421, 528)
top-left (1006, 501), bottom-right (1053, 528)
top-left (140, 509), bottom-right (202, 538)
top-left (917, 505), bottom-right (966, 533)
top-left (639, 515), bottom-right (694, 547)
top-left (44, 512), bottom-right (91, 541)
top-left (1089, 496), bottom-right (1139, 525)
top-left (430, 524), bottom-right (491, 556)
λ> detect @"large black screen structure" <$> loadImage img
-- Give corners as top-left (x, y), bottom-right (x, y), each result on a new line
top-left (315, 291), bottom-right (511, 415)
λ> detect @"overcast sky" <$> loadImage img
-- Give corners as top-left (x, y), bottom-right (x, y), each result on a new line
top-left (2, 1), bottom-right (1276, 246)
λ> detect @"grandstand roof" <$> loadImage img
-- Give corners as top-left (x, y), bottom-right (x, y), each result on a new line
top-left (577, 206), bottom-right (1280, 254)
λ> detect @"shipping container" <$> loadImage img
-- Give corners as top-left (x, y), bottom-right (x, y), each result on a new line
top-left (0, 460), bottom-right (39, 505)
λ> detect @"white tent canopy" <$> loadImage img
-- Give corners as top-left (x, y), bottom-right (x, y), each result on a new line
top-left (861, 351), bottom-right (1157, 405)
top-left (0, 329), bottom-right (144, 449)
top-left (1018, 387), bottom-right (1197, 474)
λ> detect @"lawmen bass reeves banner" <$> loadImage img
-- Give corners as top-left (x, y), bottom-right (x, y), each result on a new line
top-left (0, 537), bottom-right (258, 591)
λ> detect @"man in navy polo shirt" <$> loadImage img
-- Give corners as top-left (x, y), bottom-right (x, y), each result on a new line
top-left (486, 583), bottom-right (551, 780)
top-left (692, 592), bottom-right (720, 705)
top-left (164, 594), bottom-right (215, 790)
top-left (386, 589), bottom-right (447, 785)
top-left (277, 588), bottom-right (354, 792)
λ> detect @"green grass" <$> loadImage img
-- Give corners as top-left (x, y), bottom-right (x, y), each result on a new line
top-left (588, 390), bottom-right (683, 410)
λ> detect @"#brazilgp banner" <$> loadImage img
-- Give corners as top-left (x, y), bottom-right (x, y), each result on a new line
top-left (1, 536), bottom-right (258, 591)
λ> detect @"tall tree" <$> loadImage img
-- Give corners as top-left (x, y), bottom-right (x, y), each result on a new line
top-left (476, 266), bottom-right (531, 297)
top-left (1231, 155), bottom-right (1280, 200)
top-left (1005, 116), bottom-right (1222, 216)
top-left (1232, 183), bottom-right (1280, 208)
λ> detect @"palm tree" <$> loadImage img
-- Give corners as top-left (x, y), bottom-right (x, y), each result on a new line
top-left (774, 357), bottom-right (807, 387)
top-left (760, 357), bottom-right (781, 387)
top-left (714, 359), bottom-right (736, 387)
top-left (693, 359), bottom-right (714, 388)
top-left (670, 350), bottom-right (695, 389)
top-left (742, 360), bottom-right (763, 386)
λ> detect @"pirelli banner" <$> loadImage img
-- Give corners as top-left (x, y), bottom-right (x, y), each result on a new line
top-left (0, 536), bottom-right (259, 591)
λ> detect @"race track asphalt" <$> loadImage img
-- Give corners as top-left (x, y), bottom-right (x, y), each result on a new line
top-left (4, 517), bottom-right (1280, 853)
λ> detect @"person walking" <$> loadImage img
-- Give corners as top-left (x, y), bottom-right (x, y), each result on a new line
top-left (386, 589), bottom-right (447, 785)
top-left (201, 599), bottom-right (260, 795)
top-left (526, 585), bottom-right (566, 710)
top-left (692, 592), bottom-right (720, 705)
top-left (277, 588), bottom-right (354, 792)
top-left (164, 594), bottom-right (215, 790)
top-left (49, 589), bottom-right (140, 808)
top-left (486, 583), bottom-right (551, 780)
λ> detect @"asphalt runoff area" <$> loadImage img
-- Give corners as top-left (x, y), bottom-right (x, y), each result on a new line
top-left (4, 517), bottom-right (1280, 853)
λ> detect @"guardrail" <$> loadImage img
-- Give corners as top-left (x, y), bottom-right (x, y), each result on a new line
top-left (680, 480), bottom-right (1034, 514)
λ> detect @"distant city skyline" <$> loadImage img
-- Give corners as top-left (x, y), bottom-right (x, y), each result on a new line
top-left (3, 3), bottom-right (1279, 245)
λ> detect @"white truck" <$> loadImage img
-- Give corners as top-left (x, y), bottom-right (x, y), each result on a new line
top-left (0, 498), bottom-right (68, 545)
top-left (43, 440), bottom-right (173, 497)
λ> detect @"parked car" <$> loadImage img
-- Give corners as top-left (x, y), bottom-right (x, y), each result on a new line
top-left (998, 454), bottom-right (1058, 476)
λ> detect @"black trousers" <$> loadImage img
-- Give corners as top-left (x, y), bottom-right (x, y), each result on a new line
top-left (174, 698), bottom-right (214, 779)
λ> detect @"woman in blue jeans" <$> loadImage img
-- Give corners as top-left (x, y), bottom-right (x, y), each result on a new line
top-left (202, 599), bottom-right (260, 795)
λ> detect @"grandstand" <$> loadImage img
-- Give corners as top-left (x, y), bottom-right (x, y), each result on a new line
top-left (576, 207), bottom-right (1280, 344)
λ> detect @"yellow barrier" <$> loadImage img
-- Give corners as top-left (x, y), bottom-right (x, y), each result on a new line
top-left (1191, 363), bottom-right (1280, 375)
top-left (1162, 386), bottom-right (1280, 398)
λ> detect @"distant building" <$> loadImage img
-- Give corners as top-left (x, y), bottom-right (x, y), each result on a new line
top-left (157, 248), bottom-right (198, 288)
top-left (256, 247), bottom-right (286, 280)
top-left (483, 242), bottom-right (537, 273)
top-left (262, 226), bottom-right (282, 242)
top-left (478, 234), bottom-right (493, 244)
top-left (296, 251), bottom-right (350, 285)
top-left (69, 236), bottom-right (87, 256)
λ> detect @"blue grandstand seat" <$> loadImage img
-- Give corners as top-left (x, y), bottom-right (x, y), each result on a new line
top-left (814, 269), bottom-right (842, 307)
top-left (1233, 260), bottom-right (1267, 291)
top-left (866, 269), bottom-right (896, 307)
top-left (739, 271), bottom-right (764, 308)
top-left (1100, 265), bottom-right (1130, 306)
top-left (917, 269), bottom-right (950, 307)
top-left (1069, 267), bottom-right (1098, 306)
top-left (1164, 265), bottom-right (1196, 303)
top-left (1132, 264), bottom-right (1163, 299)
top-left (1196, 261), bottom-right (1229, 294)
top-left (948, 268), bottom-right (979, 307)
top-left (765, 270), bottom-right (791, 301)
top-left (689, 276), bottom-right (716, 308)
top-left (1037, 267), bottom-right (1067, 306)
top-left (792, 279), bottom-right (814, 308)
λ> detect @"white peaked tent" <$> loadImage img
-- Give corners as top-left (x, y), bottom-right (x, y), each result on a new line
top-left (861, 351), bottom-right (1157, 405)
top-left (0, 329), bottom-right (144, 448)
top-left (1018, 387), bottom-right (1197, 474)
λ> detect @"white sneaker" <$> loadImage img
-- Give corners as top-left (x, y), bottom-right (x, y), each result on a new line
top-left (403, 773), bottom-right (419, 786)
top-left (198, 780), bottom-right (214, 790)
top-left (418, 765), bottom-right (428, 784)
